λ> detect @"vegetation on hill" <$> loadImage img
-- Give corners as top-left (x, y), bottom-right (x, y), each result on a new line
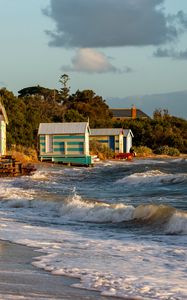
top-left (0, 78), bottom-right (186, 154)
top-left (113, 109), bottom-right (187, 154)
top-left (0, 84), bottom-right (112, 150)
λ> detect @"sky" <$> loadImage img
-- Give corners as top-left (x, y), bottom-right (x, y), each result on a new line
top-left (0, 0), bottom-right (187, 118)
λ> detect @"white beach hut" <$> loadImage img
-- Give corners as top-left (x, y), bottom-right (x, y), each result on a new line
top-left (0, 101), bottom-right (8, 156)
top-left (90, 128), bottom-right (134, 153)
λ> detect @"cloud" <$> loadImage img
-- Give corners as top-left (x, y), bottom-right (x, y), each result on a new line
top-left (43, 0), bottom-right (185, 48)
top-left (154, 48), bottom-right (187, 60)
top-left (61, 48), bottom-right (132, 73)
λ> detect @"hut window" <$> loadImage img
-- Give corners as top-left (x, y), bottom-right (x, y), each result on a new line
top-left (45, 135), bottom-right (53, 153)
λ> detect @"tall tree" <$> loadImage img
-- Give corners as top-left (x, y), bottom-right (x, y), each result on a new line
top-left (59, 74), bottom-right (70, 104)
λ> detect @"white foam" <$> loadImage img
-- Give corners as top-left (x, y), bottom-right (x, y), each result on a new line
top-left (131, 159), bottom-right (167, 165)
top-left (0, 217), bottom-right (187, 300)
top-left (116, 170), bottom-right (185, 185)
top-left (30, 170), bottom-right (49, 180)
top-left (165, 211), bottom-right (187, 234)
top-left (0, 161), bottom-right (187, 300)
top-left (0, 185), bottom-right (35, 201)
top-left (59, 193), bottom-right (135, 223)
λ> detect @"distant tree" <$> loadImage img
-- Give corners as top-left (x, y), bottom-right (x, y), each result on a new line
top-left (153, 108), bottom-right (169, 120)
top-left (18, 86), bottom-right (61, 103)
top-left (59, 74), bottom-right (70, 104)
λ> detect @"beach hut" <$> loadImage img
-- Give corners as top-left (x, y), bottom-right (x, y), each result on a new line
top-left (38, 122), bottom-right (92, 166)
top-left (90, 128), bottom-right (133, 154)
top-left (0, 101), bottom-right (8, 156)
top-left (123, 129), bottom-right (134, 153)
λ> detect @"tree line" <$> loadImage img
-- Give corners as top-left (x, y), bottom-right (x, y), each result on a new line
top-left (0, 79), bottom-right (186, 154)
top-left (114, 109), bottom-right (187, 153)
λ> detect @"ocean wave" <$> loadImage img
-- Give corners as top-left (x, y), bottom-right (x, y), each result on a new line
top-left (57, 193), bottom-right (187, 235)
top-left (1, 183), bottom-right (186, 234)
top-left (133, 204), bottom-right (187, 234)
top-left (116, 170), bottom-right (186, 185)
top-left (165, 211), bottom-right (187, 234)
top-left (133, 204), bottom-right (175, 222)
top-left (58, 195), bottom-right (187, 234)
top-left (0, 186), bottom-right (35, 201)
top-left (59, 192), bottom-right (135, 223)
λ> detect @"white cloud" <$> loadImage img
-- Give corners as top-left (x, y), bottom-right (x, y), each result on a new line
top-left (62, 48), bottom-right (131, 74)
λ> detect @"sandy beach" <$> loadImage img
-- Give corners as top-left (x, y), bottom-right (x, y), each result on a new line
top-left (0, 241), bottom-right (115, 300)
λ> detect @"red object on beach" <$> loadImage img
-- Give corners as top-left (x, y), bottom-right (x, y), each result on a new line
top-left (115, 153), bottom-right (134, 160)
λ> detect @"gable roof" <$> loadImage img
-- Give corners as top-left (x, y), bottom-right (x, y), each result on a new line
top-left (0, 101), bottom-right (8, 124)
top-left (110, 108), bottom-right (149, 118)
top-left (38, 122), bottom-right (89, 135)
top-left (123, 129), bottom-right (134, 137)
top-left (90, 128), bottom-right (133, 137)
top-left (91, 128), bottom-right (123, 136)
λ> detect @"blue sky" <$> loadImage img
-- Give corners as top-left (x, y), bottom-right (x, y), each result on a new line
top-left (0, 0), bottom-right (187, 118)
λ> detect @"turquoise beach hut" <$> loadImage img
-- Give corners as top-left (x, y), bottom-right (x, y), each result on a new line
top-left (90, 128), bottom-right (133, 153)
top-left (0, 101), bottom-right (8, 156)
top-left (38, 122), bottom-right (92, 166)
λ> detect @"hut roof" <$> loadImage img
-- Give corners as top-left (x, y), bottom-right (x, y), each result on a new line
top-left (90, 128), bottom-right (133, 137)
top-left (38, 122), bottom-right (89, 135)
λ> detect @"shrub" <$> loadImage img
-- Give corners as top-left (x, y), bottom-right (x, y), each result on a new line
top-left (89, 140), bottom-right (115, 159)
top-left (134, 146), bottom-right (153, 157)
top-left (7, 145), bottom-right (38, 162)
top-left (154, 145), bottom-right (180, 156)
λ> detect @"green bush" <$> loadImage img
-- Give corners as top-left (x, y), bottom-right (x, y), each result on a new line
top-left (154, 145), bottom-right (180, 156)
top-left (134, 146), bottom-right (153, 157)
top-left (89, 140), bottom-right (115, 159)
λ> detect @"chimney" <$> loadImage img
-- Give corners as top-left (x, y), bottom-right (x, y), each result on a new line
top-left (131, 105), bottom-right (137, 119)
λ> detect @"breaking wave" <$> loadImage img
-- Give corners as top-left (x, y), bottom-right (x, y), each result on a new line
top-left (116, 170), bottom-right (187, 185)
top-left (60, 195), bottom-right (187, 234)
top-left (1, 185), bottom-right (186, 235)
top-left (59, 191), bottom-right (135, 223)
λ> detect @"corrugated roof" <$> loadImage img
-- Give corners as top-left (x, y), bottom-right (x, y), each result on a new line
top-left (110, 108), bottom-right (149, 118)
top-left (91, 128), bottom-right (123, 136)
top-left (38, 122), bottom-right (89, 135)
top-left (90, 128), bottom-right (133, 137)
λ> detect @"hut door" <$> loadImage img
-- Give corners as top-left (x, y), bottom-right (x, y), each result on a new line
top-left (109, 136), bottom-right (115, 151)
top-left (59, 142), bottom-right (65, 153)
top-left (123, 137), bottom-right (127, 153)
top-left (45, 135), bottom-right (53, 153)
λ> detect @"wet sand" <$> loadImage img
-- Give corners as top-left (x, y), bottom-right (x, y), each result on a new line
top-left (0, 241), bottom-right (115, 300)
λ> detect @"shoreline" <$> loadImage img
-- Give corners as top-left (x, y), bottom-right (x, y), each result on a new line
top-left (34, 154), bottom-right (187, 167)
top-left (0, 240), bottom-right (118, 300)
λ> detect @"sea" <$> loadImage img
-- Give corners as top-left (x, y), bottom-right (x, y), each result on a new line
top-left (0, 158), bottom-right (187, 300)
